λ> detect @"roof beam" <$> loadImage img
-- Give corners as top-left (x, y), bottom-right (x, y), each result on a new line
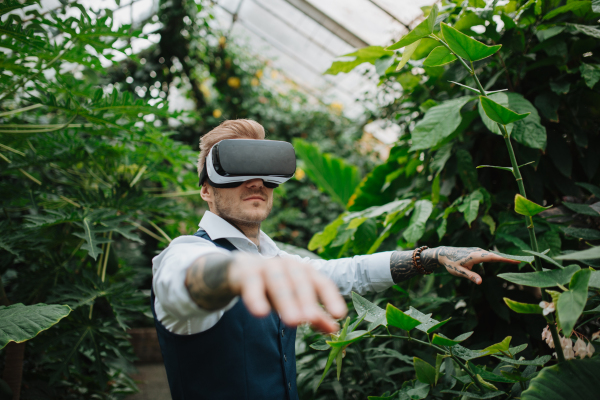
top-left (282, 0), bottom-right (369, 49)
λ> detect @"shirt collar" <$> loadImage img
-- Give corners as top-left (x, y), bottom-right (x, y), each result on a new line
top-left (198, 211), bottom-right (280, 257)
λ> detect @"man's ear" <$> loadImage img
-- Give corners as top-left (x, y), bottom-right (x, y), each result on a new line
top-left (200, 182), bottom-right (213, 203)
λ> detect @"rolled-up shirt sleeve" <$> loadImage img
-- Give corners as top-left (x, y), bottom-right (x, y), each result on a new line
top-left (152, 236), bottom-right (238, 333)
top-left (279, 251), bottom-right (395, 295)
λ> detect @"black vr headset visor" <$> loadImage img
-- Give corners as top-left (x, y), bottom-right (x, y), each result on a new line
top-left (199, 139), bottom-right (296, 188)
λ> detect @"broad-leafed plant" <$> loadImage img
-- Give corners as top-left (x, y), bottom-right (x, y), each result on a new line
top-left (0, 1), bottom-right (200, 397)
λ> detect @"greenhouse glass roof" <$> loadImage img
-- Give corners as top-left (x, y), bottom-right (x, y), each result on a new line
top-left (31, 0), bottom-right (436, 117)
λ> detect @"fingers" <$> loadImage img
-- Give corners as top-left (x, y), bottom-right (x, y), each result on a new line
top-left (446, 263), bottom-right (482, 285)
top-left (309, 269), bottom-right (347, 320)
top-left (239, 268), bottom-right (271, 318)
top-left (238, 257), bottom-right (343, 333)
top-left (461, 249), bottom-right (521, 268)
top-left (263, 262), bottom-right (302, 326)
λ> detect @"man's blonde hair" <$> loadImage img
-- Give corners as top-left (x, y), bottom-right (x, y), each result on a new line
top-left (197, 119), bottom-right (266, 178)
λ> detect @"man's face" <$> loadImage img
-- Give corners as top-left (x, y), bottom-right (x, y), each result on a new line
top-left (203, 179), bottom-right (274, 226)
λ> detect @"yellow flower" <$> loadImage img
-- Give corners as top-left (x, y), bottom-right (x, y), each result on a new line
top-left (295, 168), bottom-right (305, 180)
top-left (213, 109), bottom-right (222, 118)
top-left (218, 36), bottom-right (226, 47)
top-left (255, 70), bottom-right (263, 79)
top-left (251, 78), bottom-right (259, 86)
top-left (270, 70), bottom-right (278, 79)
top-left (330, 102), bottom-right (343, 115)
top-left (227, 77), bottom-right (240, 89)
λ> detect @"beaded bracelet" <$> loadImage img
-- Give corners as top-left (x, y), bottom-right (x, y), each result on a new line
top-left (412, 246), bottom-right (431, 275)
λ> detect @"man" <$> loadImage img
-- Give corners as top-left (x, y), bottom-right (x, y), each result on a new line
top-left (151, 119), bottom-right (517, 400)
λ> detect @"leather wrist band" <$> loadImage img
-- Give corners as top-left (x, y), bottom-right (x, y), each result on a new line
top-left (413, 246), bottom-right (431, 275)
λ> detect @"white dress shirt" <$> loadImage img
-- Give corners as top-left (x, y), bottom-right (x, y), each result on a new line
top-left (152, 211), bottom-right (394, 334)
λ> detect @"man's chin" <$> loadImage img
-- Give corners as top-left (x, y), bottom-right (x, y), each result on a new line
top-left (235, 206), bottom-right (270, 223)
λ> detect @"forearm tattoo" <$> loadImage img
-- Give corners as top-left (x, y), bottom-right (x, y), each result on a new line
top-left (389, 247), bottom-right (489, 284)
top-left (390, 249), bottom-right (440, 284)
top-left (185, 254), bottom-right (236, 311)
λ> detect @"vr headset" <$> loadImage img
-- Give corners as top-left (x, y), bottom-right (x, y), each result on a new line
top-left (199, 139), bottom-right (296, 188)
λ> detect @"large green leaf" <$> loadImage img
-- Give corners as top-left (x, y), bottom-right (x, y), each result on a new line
top-left (324, 46), bottom-right (393, 75)
top-left (557, 268), bottom-right (592, 336)
top-left (387, 4), bottom-right (438, 50)
top-left (386, 304), bottom-right (421, 331)
top-left (493, 355), bottom-right (551, 366)
top-left (293, 139), bottom-right (361, 208)
top-left (431, 333), bottom-right (471, 347)
top-left (580, 63), bottom-right (600, 89)
top-left (414, 357), bottom-right (436, 385)
top-left (514, 194), bottom-right (551, 217)
top-left (396, 40), bottom-right (421, 71)
top-left (308, 216), bottom-right (344, 252)
top-left (403, 199), bottom-right (433, 243)
top-left (521, 358), bottom-right (600, 400)
top-left (477, 92), bottom-right (546, 150)
top-left (504, 298), bottom-right (542, 314)
top-left (457, 189), bottom-right (484, 227)
top-left (543, 1), bottom-right (592, 20)
top-left (352, 292), bottom-right (387, 330)
top-left (498, 265), bottom-right (581, 287)
top-left (562, 202), bottom-right (600, 217)
top-left (440, 23), bottom-right (501, 62)
top-left (480, 96), bottom-right (530, 125)
top-left (410, 96), bottom-right (476, 151)
top-left (423, 46), bottom-right (457, 67)
top-left (555, 246), bottom-right (600, 261)
top-left (0, 303), bottom-right (71, 349)
top-left (560, 227), bottom-right (600, 241)
top-left (482, 336), bottom-right (512, 355)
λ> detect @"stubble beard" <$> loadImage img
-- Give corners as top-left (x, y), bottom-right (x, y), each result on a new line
top-left (213, 187), bottom-right (272, 230)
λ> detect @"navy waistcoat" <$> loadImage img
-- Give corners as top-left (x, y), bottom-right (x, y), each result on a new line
top-left (151, 230), bottom-right (298, 400)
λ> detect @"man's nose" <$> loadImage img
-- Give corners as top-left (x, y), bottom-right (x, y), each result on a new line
top-left (244, 178), bottom-right (265, 188)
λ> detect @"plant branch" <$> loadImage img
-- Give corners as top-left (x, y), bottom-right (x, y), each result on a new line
top-left (449, 351), bottom-right (486, 392)
top-left (432, 35), bottom-right (567, 363)
top-left (372, 334), bottom-right (445, 353)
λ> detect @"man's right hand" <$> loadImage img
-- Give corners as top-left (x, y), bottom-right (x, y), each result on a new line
top-left (185, 253), bottom-right (347, 333)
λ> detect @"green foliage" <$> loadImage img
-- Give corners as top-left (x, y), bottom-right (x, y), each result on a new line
top-left (324, 46), bottom-right (393, 75)
top-left (514, 194), bottom-right (551, 217)
top-left (0, 303), bottom-right (71, 349)
top-left (504, 298), bottom-right (543, 314)
top-left (556, 268), bottom-right (592, 336)
top-left (386, 304), bottom-right (421, 331)
top-left (480, 96), bottom-right (531, 126)
top-left (387, 5), bottom-right (438, 50)
top-left (413, 357), bottom-right (436, 384)
top-left (293, 139), bottom-right (361, 208)
top-left (521, 358), bottom-right (600, 400)
top-left (409, 96), bottom-right (475, 150)
top-left (423, 46), bottom-right (457, 67)
top-left (498, 265), bottom-right (581, 287)
top-left (440, 23), bottom-right (502, 62)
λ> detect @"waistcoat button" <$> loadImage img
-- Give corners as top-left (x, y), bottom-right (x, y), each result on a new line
top-left (281, 329), bottom-right (284, 337)
top-left (284, 354), bottom-right (287, 362)
top-left (288, 382), bottom-right (291, 390)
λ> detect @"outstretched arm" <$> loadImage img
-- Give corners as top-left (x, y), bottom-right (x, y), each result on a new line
top-left (390, 247), bottom-right (519, 285)
top-left (185, 253), bottom-right (348, 333)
